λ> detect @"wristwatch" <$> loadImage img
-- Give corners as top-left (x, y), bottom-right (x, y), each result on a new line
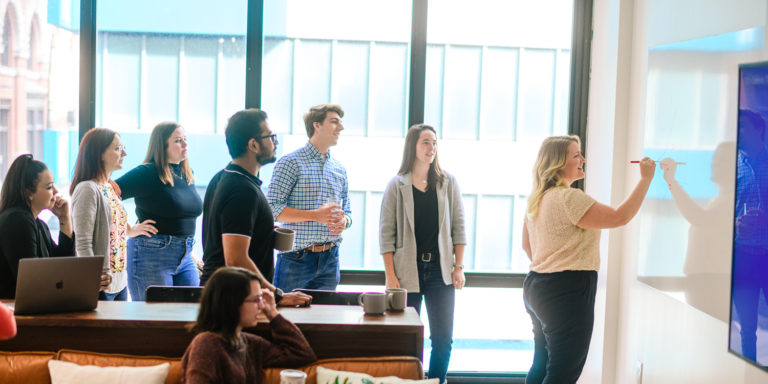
top-left (453, 263), bottom-right (464, 270)
top-left (274, 287), bottom-right (284, 304)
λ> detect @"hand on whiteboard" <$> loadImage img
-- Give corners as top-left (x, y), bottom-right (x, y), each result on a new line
top-left (659, 158), bottom-right (678, 184)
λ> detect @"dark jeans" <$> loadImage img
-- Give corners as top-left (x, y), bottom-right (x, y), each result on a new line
top-left (274, 245), bottom-right (340, 292)
top-left (407, 260), bottom-right (454, 384)
top-left (523, 270), bottom-right (597, 384)
top-left (99, 286), bottom-right (128, 301)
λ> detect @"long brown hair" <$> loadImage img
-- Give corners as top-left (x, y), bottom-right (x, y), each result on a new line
top-left (143, 122), bottom-right (193, 186)
top-left (527, 135), bottom-right (581, 218)
top-left (70, 128), bottom-right (118, 195)
top-left (397, 124), bottom-right (445, 190)
top-left (0, 154), bottom-right (48, 214)
top-left (191, 267), bottom-right (259, 349)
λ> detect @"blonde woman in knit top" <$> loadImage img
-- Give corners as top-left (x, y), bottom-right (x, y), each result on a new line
top-left (521, 135), bottom-right (655, 384)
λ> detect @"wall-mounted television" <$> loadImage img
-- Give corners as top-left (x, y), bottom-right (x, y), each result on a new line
top-left (730, 60), bottom-right (768, 371)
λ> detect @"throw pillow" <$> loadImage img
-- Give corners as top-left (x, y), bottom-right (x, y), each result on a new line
top-left (48, 359), bottom-right (169, 384)
top-left (316, 366), bottom-right (439, 384)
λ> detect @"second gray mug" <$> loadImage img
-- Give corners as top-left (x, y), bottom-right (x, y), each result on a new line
top-left (386, 288), bottom-right (407, 311)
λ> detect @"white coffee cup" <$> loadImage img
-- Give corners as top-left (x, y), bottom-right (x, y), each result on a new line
top-left (280, 369), bottom-right (306, 384)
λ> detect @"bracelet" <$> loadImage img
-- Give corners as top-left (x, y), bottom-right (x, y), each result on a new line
top-left (453, 264), bottom-right (464, 270)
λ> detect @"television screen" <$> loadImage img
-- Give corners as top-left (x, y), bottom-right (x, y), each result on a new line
top-left (730, 61), bottom-right (768, 371)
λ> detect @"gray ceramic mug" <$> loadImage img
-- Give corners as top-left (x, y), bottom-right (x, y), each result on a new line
top-left (386, 288), bottom-right (407, 311)
top-left (273, 228), bottom-right (296, 251)
top-left (357, 292), bottom-right (387, 315)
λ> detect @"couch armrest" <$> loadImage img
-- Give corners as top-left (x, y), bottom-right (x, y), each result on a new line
top-left (56, 349), bottom-right (182, 384)
top-left (0, 350), bottom-right (56, 384)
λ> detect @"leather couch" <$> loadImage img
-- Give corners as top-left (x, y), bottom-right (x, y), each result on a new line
top-left (0, 349), bottom-right (424, 383)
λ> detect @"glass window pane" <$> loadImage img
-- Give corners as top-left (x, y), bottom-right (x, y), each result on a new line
top-left (443, 46), bottom-right (481, 139)
top-left (331, 41), bottom-right (368, 136)
top-left (339, 191), bottom-right (366, 268)
top-left (480, 47), bottom-right (518, 140)
top-left (181, 37), bottom-right (218, 133)
top-left (369, 43), bottom-right (408, 137)
top-left (292, 40), bottom-right (331, 133)
top-left (262, 37), bottom-right (294, 134)
top-left (475, 195), bottom-right (513, 271)
top-left (97, 0), bottom-right (247, 182)
top-left (425, 45), bottom-right (445, 134)
top-left (101, 34), bottom-right (141, 130)
top-left (516, 49), bottom-right (556, 141)
top-left (145, 36), bottom-right (179, 126)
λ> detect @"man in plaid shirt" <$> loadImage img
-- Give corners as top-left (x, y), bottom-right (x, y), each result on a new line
top-left (267, 104), bottom-right (352, 292)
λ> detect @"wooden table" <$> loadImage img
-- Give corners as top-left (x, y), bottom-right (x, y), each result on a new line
top-left (0, 301), bottom-right (423, 359)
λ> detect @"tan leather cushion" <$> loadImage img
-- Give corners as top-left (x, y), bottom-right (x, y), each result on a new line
top-left (0, 350), bottom-right (56, 384)
top-left (56, 349), bottom-right (182, 384)
top-left (262, 356), bottom-right (424, 384)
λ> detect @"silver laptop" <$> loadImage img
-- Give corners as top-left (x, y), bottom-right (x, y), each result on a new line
top-left (13, 256), bottom-right (104, 315)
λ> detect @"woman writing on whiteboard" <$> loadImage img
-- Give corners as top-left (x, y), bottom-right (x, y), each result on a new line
top-left (522, 135), bottom-right (655, 383)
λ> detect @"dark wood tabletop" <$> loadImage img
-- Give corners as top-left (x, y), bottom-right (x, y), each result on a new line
top-left (0, 301), bottom-right (423, 359)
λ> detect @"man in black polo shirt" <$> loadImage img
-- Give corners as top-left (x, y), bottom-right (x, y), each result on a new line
top-left (200, 108), bottom-right (311, 306)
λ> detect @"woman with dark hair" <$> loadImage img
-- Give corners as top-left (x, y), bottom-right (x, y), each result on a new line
top-left (71, 128), bottom-right (156, 301)
top-left (182, 267), bottom-right (316, 384)
top-left (521, 136), bottom-right (654, 383)
top-left (0, 154), bottom-right (74, 299)
top-left (116, 122), bottom-right (203, 301)
top-left (379, 124), bottom-right (467, 384)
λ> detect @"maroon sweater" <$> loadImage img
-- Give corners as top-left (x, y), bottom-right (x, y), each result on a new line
top-left (182, 314), bottom-right (317, 384)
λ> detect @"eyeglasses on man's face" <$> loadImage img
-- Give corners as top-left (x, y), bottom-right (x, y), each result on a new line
top-left (258, 134), bottom-right (278, 144)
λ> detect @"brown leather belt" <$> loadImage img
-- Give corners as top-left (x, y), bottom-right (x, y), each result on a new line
top-left (303, 242), bottom-right (335, 252)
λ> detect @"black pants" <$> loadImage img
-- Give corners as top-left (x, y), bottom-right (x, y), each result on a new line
top-left (523, 270), bottom-right (598, 384)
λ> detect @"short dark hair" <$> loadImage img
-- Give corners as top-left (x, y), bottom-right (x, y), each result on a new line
top-left (225, 109), bottom-right (268, 159)
top-left (303, 104), bottom-right (344, 138)
top-left (70, 128), bottom-right (118, 195)
top-left (191, 267), bottom-right (259, 349)
top-left (0, 154), bottom-right (48, 214)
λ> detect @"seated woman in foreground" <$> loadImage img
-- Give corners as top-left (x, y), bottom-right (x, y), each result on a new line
top-left (0, 154), bottom-right (74, 299)
top-left (182, 267), bottom-right (316, 384)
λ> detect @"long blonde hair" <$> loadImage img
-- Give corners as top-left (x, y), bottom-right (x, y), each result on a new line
top-left (527, 135), bottom-right (581, 218)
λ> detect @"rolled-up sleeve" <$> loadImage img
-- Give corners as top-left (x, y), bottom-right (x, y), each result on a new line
top-left (267, 157), bottom-right (298, 219)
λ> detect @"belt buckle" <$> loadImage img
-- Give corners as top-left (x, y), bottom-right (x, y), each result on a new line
top-left (420, 252), bottom-right (432, 262)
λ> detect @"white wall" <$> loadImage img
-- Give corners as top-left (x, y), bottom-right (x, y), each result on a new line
top-left (585, 0), bottom-right (768, 382)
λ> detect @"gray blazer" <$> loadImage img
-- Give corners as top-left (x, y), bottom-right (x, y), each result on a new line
top-left (379, 172), bottom-right (467, 292)
top-left (71, 180), bottom-right (125, 293)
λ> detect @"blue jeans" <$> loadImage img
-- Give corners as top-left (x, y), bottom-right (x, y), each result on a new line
top-left (407, 261), bottom-right (455, 384)
top-left (99, 287), bottom-right (128, 301)
top-left (274, 245), bottom-right (340, 292)
top-left (127, 234), bottom-right (199, 301)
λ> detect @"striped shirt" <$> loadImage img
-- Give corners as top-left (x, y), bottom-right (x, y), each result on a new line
top-left (267, 141), bottom-right (351, 250)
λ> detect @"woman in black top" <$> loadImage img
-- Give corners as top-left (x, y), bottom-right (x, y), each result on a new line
top-left (0, 154), bottom-right (74, 299)
top-left (116, 122), bottom-right (203, 301)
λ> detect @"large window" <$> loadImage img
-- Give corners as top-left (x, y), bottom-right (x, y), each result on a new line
top-left (80, 0), bottom-right (586, 378)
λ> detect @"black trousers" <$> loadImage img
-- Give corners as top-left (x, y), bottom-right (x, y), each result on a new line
top-left (523, 270), bottom-right (598, 384)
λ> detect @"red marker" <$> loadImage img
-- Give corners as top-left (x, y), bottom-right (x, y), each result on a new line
top-left (630, 160), bottom-right (686, 165)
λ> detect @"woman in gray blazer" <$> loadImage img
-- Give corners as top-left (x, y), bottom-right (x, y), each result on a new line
top-left (70, 128), bottom-right (157, 301)
top-left (379, 124), bottom-right (467, 384)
